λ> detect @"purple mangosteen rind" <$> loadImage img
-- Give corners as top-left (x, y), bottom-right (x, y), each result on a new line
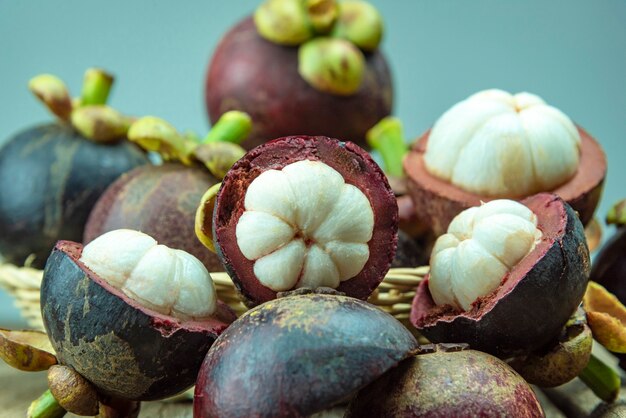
top-left (194, 293), bottom-right (419, 418)
top-left (84, 163), bottom-right (223, 272)
top-left (41, 240), bottom-right (236, 402)
top-left (0, 123), bottom-right (147, 268)
top-left (205, 18), bottom-right (392, 150)
top-left (410, 193), bottom-right (590, 357)
top-left (212, 135), bottom-right (399, 307)
top-left (345, 348), bottom-right (545, 418)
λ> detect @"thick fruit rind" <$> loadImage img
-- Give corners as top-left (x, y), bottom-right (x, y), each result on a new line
top-left (411, 193), bottom-right (590, 357)
top-left (194, 293), bottom-right (419, 418)
top-left (212, 135), bottom-right (398, 306)
top-left (404, 127), bottom-right (606, 235)
top-left (205, 17), bottom-right (392, 150)
top-left (41, 241), bottom-right (236, 401)
top-left (345, 348), bottom-right (545, 418)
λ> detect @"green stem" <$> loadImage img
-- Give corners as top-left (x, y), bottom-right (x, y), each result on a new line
top-left (366, 116), bottom-right (408, 178)
top-left (27, 390), bottom-right (66, 418)
top-left (578, 352), bottom-right (621, 403)
top-left (203, 111), bottom-right (252, 144)
top-left (80, 68), bottom-right (114, 106)
top-left (607, 199), bottom-right (626, 226)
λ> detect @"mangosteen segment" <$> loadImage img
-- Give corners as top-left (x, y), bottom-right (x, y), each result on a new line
top-left (42, 240), bottom-right (236, 401)
top-left (236, 159), bottom-right (373, 291)
top-left (411, 193), bottom-right (590, 357)
top-left (424, 89), bottom-right (581, 198)
top-left (429, 199), bottom-right (542, 311)
top-left (213, 135), bottom-right (398, 306)
top-left (80, 229), bottom-right (217, 321)
top-left (193, 293), bottom-right (419, 418)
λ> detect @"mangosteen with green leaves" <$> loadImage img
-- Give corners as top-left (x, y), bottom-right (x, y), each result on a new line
top-left (0, 68), bottom-right (148, 268)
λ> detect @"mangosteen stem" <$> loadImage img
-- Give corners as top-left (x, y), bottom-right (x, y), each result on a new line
top-left (203, 111), bottom-right (252, 144)
top-left (80, 68), bottom-right (114, 106)
top-left (366, 116), bottom-right (408, 178)
top-left (578, 352), bottom-right (621, 403)
top-left (27, 390), bottom-right (66, 418)
top-left (606, 199), bottom-right (626, 227)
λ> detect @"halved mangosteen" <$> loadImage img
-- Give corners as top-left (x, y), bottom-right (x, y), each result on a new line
top-left (41, 229), bottom-right (236, 401)
top-left (404, 89), bottom-right (606, 235)
top-left (209, 135), bottom-right (398, 306)
top-left (411, 193), bottom-right (590, 357)
top-left (194, 291), bottom-right (419, 418)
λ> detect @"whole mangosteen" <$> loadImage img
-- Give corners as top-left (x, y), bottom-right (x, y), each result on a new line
top-left (0, 69), bottom-right (148, 268)
top-left (411, 194), bottom-right (590, 357)
top-left (202, 135), bottom-right (398, 306)
top-left (404, 89), bottom-right (606, 235)
top-left (205, 0), bottom-right (393, 149)
top-left (194, 290), bottom-right (419, 418)
top-left (84, 112), bottom-right (251, 272)
top-left (41, 229), bottom-right (236, 401)
top-left (345, 344), bottom-right (545, 418)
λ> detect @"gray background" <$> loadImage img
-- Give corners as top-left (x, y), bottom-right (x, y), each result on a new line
top-left (1, 1), bottom-right (625, 327)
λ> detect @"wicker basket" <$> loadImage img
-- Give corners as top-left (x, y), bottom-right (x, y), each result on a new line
top-left (0, 263), bottom-right (428, 332)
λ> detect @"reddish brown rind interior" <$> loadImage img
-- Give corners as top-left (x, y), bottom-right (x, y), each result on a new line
top-left (205, 17), bottom-right (393, 150)
top-left (84, 164), bottom-right (223, 272)
top-left (194, 294), bottom-right (419, 418)
top-left (404, 127), bottom-right (606, 235)
top-left (41, 241), bottom-right (236, 401)
top-left (410, 194), bottom-right (590, 357)
top-left (212, 135), bottom-right (398, 307)
top-left (345, 349), bottom-right (544, 418)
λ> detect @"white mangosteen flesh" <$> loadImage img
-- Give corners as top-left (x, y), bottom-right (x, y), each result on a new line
top-left (424, 89), bottom-right (581, 197)
top-left (428, 199), bottom-right (542, 311)
top-left (235, 159), bottom-right (374, 291)
top-left (79, 229), bottom-right (217, 320)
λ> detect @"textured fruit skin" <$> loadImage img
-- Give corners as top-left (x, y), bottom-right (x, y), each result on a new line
top-left (212, 135), bottom-right (398, 306)
top-left (411, 194), bottom-right (590, 357)
top-left (194, 293), bottom-right (419, 418)
top-left (0, 123), bottom-right (148, 268)
top-left (404, 127), bottom-right (606, 236)
top-left (590, 228), bottom-right (626, 304)
top-left (84, 164), bottom-right (223, 271)
top-left (41, 241), bottom-right (236, 401)
top-left (345, 348), bottom-right (545, 418)
top-left (205, 18), bottom-right (393, 150)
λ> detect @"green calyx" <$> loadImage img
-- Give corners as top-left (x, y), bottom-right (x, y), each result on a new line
top-left (128, 111), bottom-right (250, 179)
top-left (606, 199), bottom-right (626, 226)
top-left (332, 0), bottom-right (383, 51)
top-left (298, 37), bottom-right (365, 95)
top-left (254, 0), bottom-right (316, 45)
top-left (28, 68), bottom-right (136, 143)
top-left (366, 117), bottom-right (408, 178)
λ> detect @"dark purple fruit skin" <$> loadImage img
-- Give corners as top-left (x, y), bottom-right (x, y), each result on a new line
top-left (41, 241), bottom-right (236, 401)
top-left (411, 194), bottom-right (590, 357)
top-left (345, 348), bottom-right (545, 418)
top-left (194, 293), bottom-right (419, 418)
top-left (0, 123), bottom-right (147, 268)
top-left (205, 17), bottom-right (393, 150)
top-left (84, 163), bottom-right (223, 272)
top-left (591, 227), bottom-right (626, 304)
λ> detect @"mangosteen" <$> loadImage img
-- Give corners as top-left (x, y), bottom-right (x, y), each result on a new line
top-left (204, 135), bottom-right (398, 306)
top-left (345, 344), bottom-right (545, 418)
top-left (590, 200), bottom-right (626, 304)
top-left (205, 0), bottom-right (392, 150)
top-left (84, 112), bottom-right (252, 272)
top-left (404, 89), bottom-right (606, 235)
top-left (41, 229), bottom-right (236, 401)
top-left (193, 290), bottom-right (419, 418)
top-left (0, 69), bottom-right (148, 267)
top-left (411, 194), bottom-right (590, 357)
